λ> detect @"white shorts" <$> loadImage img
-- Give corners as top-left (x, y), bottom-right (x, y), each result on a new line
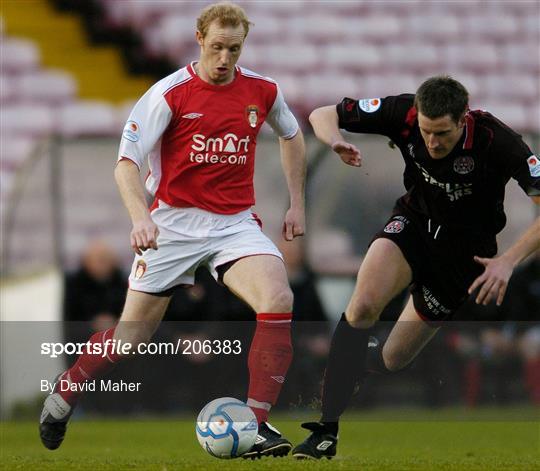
top-left (128, 202), bottom-right (283, 293)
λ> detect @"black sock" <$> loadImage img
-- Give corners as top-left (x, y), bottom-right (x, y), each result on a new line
top-left (366, 336), bottom-right (390, 375)
top-left (320, 313), bottom-right (371, 434)
top-left (366, 336), bottom-right (415, 375)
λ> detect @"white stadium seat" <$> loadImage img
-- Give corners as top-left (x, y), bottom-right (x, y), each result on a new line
top-left (57, 101), bottom-right (118, 138)
top-left (484, 75), bottom-right (539, 102)
top-left (15, 69), bottom-right (77, 104)
top-left (0, 136), bottom-right (38, 170)
top-left (0, 74), bottom-right (16, 102)
top-left (382, 44), bottom-right (440, 73)
top-left (1, 104), bottom-right (54, 136)
top-left (0, 38), bottom-right (40, 73)
top-left (470, 101), bottom-right (529, 133)
top-left (462, 15), bottom-right (519, 40)
top-left (445, 44), bottom-right (499, 72)
top-left (405, 15), bottom-right (461, 40)
top-left (500, 43), bottom-right (540, 73)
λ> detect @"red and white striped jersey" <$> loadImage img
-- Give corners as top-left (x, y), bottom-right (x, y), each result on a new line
top-left (118, 62), bottom-right (299, 215)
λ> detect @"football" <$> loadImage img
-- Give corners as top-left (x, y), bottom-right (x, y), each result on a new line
top-left (195, 397), bottom-right (258, 459)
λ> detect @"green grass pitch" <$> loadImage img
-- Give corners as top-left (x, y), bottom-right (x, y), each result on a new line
top-left (2, 409), bottom-right (539, 470)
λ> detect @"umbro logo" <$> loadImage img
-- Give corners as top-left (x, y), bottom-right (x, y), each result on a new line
top-left (254, 435), bottom-right (266, 444)
top-left (271, 376), bottom-right (285, 383)
top-left (182, 112), bottom-right (203, 119)
top-left (316, 440), bottom-right (334, 451)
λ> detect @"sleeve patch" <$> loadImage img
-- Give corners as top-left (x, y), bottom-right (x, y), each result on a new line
top-left (122, 121), bottom-right (140, 142)
top-left (358, 98), bottom-right (381, 113)
top-left (528, 155), bottom-right (540, 177)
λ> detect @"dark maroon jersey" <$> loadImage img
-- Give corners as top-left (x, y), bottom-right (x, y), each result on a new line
top-left (337, 94), bottom-right (540, 237)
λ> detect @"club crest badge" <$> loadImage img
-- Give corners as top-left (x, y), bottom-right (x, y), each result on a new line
top-left (384, 220), bottom-right (405, 234)
top-left (246, 105), bottom-right (259, 128)
top-left (134, 260), bottom-right (146, 279)
top-left (453, 155), bottom-right (475, 175)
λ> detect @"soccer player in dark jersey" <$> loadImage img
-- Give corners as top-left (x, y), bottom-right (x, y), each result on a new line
top-left (292, 76), bottom-right (540, 459)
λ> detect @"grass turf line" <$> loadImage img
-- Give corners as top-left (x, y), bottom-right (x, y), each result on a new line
top-left (1, 410), bottom-right (539, 470)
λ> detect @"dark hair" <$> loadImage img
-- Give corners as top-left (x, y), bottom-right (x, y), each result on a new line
top-left (414, 76), bottom-right (469, 123)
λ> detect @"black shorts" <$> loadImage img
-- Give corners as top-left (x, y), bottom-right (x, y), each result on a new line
top-left (372, 208), bottom-right (497, 322)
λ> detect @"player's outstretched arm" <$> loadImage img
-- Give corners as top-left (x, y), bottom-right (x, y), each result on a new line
top-left (309, 106), bottom-right (362, 167)
top-left (469, 201), bottom-right (540, 306)
top-left (114, 159), bottom-right (159, 255)
top-left (280, 130), bottom-right (306, 241)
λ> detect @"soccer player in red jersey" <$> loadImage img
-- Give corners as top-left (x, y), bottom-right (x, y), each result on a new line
top-left (40, 3), bottom-right (305, 458)
top-left (292, 76), bottom-right (540, 459)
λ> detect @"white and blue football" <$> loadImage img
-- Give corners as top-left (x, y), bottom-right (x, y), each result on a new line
top-left (195, 397), bottom-right (258, 459)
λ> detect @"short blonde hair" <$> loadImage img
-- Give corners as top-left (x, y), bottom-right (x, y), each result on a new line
top-left (197, 2), bottom-right (252, 38)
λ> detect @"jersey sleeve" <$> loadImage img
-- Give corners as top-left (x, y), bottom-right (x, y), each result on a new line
top-left (117, 84), bottom-right (173, 169)
top-left (500, 137), bottom-right (540, 197)
top-left (265, 85), bottom-right (299, 139)
top-left (336, 94), bottom-right (414, 139)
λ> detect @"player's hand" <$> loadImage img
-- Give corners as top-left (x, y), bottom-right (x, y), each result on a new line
top-left (332, 140), bottom-right (362, 167)
top-left (467, 255), bottom-right (514, 306)
top-left (282, 207), bottom-right (305, 241)
top-left (130, 217), bottom-right (159, 255)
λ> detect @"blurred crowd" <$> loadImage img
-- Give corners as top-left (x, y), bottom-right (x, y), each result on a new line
top-left (63, 239), bottom-right (539, 414)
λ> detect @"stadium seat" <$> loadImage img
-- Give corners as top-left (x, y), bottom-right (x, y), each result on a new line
top-left (1, 104), bottom-right (54, 137)
top-left (349, 16), bottom-right (402, 41)
top-left (405, 15), bottom-right (461, 41)
top-left (245, 15), bottom-right (282, 43)
top-left (0, 170), bottom-right (16, 199)
top-left (484, 75), bottom-right (539, 102)
top-left (326, 44), bottom-right (382, 72)
top-left (0, 38), bottom-right (40, 73)
top-left (471, 101), bottom-right (529, 133)
top-left (0, 74), bottom-right (15, 102)
top-left (15, 69), bottom-right (78, 104)
top-left (303, 74), bottom-right (358, 105)
top-left (526, 104), bottom-right (540, 134)
top-left (0, 136), bottom-right (38, 171)
top-left (265, 44), bottom-right (318, 72)
top-left (500, 43), bottom-right (540, 73)
top-left (291, 14), bottom-right (346, 42)
top-left (462, 15), bottom-right (519, 40)
top-left (364, 75), bottom-right (418, 98)
top-left (445, 44), bottom-right (499, 72)
top-left (382, 44), bottom-right (440, 73)
top-left (57, 101), bottom-right (119, 138)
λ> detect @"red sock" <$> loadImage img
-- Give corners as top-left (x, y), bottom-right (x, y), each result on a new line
top-left (57, 328), bottom-right (122, 405)
top-left (247, 313), bottom-right (293, 423)
top-left (525, 357), bottom-right (540, 405)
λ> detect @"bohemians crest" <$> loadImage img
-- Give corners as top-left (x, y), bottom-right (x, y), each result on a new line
top-left (453, 155), bottom-right (475, 175)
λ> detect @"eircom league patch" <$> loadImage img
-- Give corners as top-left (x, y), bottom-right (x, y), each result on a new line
top-left (123, 121), bottom-right (140, 142)
top-left (527, 155), bottom-right (540, 177)
top-left (358, 98), bottom-right (381, 113)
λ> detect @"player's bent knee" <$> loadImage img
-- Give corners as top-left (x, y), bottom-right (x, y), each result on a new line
top-left (345, 299), bottom-right (380, 328)
top-left (257, 286), bottom-right (294, 313)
